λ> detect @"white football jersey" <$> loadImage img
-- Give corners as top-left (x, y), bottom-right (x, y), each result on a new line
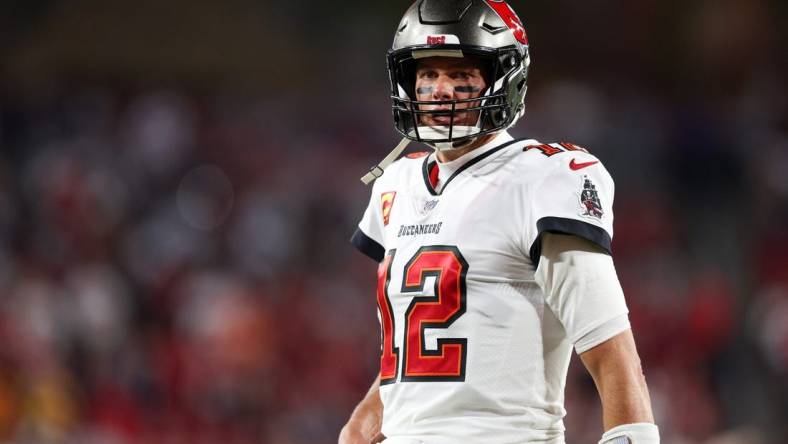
top-left (351, 132), bottom-right (628, 444)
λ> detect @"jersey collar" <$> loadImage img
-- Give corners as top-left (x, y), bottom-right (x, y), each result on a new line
top-left (421, 132), bottom-right (525, 196)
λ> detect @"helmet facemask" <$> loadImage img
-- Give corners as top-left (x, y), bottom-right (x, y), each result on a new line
top-left (389, 45), bottom-right (527, 151)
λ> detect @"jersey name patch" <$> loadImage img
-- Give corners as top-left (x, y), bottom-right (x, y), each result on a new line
top-left (397, 222), bottom-right (443, 237)
top-left (381, 192), bottom-right (397, 226)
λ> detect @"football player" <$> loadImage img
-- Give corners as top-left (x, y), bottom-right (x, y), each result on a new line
top-left (341, 1), bottom-right (659, 443)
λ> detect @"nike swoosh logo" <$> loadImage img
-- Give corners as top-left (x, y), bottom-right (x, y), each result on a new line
top-left (569, 159), bottom-right (599, 171)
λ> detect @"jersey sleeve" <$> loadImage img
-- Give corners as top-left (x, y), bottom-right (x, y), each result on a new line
top-left (527, 152), bottom-right (614, 265)
top-left (350, 183), bottom-right (386, 262)
top-left (534, 233), bottom-right (630, 354)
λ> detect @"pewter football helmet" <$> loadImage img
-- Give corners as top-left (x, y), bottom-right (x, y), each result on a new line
top-left (388, 0), bottom-right (531, 148)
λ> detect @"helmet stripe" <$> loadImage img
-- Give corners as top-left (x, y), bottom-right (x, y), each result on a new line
top-left (484, 0), bottom-right (529, 45)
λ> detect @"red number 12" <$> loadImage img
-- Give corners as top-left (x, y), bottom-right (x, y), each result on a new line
top-left (376, 246), bottom-right (468, 384)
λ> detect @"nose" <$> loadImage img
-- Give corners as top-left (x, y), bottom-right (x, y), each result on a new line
top-left (432, 75), bottom-right (454, 100)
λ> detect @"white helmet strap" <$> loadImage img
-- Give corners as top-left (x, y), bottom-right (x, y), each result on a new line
top-left (360, 138), bottom-right (411, 185)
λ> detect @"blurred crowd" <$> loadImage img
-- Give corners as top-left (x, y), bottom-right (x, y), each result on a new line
top-left (0, 0), bottom-right (787, 443)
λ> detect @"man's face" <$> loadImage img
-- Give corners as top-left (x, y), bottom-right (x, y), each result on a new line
top-left (415, 56), bottom-right (488, 128)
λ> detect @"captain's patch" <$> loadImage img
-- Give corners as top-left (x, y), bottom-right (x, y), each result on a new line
top-left (381, 192), bottom-right (397, 226)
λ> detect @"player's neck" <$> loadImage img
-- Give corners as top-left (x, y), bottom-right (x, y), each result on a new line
top-left (435, 133), bottom-right (497, 163)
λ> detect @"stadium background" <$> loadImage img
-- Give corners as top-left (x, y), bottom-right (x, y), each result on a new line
top-left (0, 0), bottom-right (786, 443)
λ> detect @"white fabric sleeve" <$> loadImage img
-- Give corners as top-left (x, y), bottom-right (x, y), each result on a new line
top-left (526, 150), bottom-right (615, 264)
top-left (534, 232), bottom-right (630, 354)
top-left (350, 182), bottom-right (387, 262)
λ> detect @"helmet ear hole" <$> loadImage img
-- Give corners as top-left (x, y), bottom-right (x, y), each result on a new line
top-left (497, 52), bottom-right (519, 74)
top-left (489, 105), bottom-right (508, 128)
top-left (516, 78), bottom-right (526, 92)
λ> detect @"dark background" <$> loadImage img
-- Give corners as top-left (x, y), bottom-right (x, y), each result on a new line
top-left (0, 0), bottom-right (786, 443)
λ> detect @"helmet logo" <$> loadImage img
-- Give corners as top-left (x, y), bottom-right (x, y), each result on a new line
top-left (485, 0), bottom-right (528, 45)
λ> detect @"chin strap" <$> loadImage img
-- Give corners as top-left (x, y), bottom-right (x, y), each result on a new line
top-left (360, 138), bottom-right (411, 185)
